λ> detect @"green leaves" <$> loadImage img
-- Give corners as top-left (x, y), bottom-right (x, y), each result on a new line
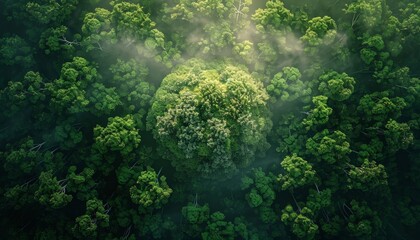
top-left (47, 57), bottom-right (100, 114)
top-left (149, 59), bottom-right (271, 176)
top-left (39, 25), bottom-right (75, 55)
top-left (242, 168), bottom-right (276, 223)
top-left (129, 166), bottom-right (173, 213)
top-left (109, 58), bottom-right (154, 113)
top-left (1, 71), bottom-right (45, 116)
top-left (357, 91), bottom-right (406, 123)
top-left (267, 66), bottom-right (311, 103)
top-left (112, 2), bottom-right (155, 40)
top-left (0, 1), bottom-right (419, 239)
top-left (81, 2), bottom-right (178, 66)
top-left (72, 198), bottom-right (109, 238)
top-left (306, 129), bottom-right (351, 164)
top-left (252, 0), bottom-right (293, 32)
top-left (202, 212), bottom-right (235, 240)
top-left (301, 16), bottom-right (337, 51)
top-left (347, 160), bottom-right (388, 191)
top-left (318, 71), bottom-right (355, 101)
top-left (34, 171), bottom-right (72, 209)
top-left (384, 119), bottom-right (414, 152)
top-left (0, 36), bottom-right (34, 68)
top-left (346, 200), bottom-right (382, 239)
top-left (2, 137), bottom-right (49, 178)
top-left (167, 0), bottom-right (245, 55)
top-left (25, 0), bottom-right (79, 25)
top-left (66, 166), bottom-right (97, 201)
top-left (278, 154), bottom-right (316, 190)
top-left (88, 83), bottom-right (121, 116)
top-left (302, 95), bottom-right (333, 130)
top-left (281, 205), bottom-right (319, 240)
top-left (182, 203), bottom-right (210, 225)
top-left (81, 8), bottom-right (115, 52)
top-left (363, 35), bottom-right (385, 51)
top-left (42, 120), bottom-right (83, 150)
top-left (94, 114), bottom-right (141, 157)
top-left (344, 0), bottom-right (384, 31)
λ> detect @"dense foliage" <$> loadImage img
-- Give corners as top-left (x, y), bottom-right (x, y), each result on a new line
top-left (148, 59), bottom-right (271, 177)
top-left (0, 0), bottom-right (419, 239)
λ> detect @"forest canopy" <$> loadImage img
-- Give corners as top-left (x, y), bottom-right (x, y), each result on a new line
top-left (0, 0), bottom-right (419, 239)
top-left (148, 59), bottom-right (271, 176)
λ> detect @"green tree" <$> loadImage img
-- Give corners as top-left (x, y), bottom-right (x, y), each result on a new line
top-left (46, 57), bottom-right (99, 114)
top-left (344, 0), bottom-right (384, 32)
top-left (148, 59), bottom-right (271, 176)
top-left (1, 137), bottom-right (58, 180)
top-left (34, 171), bottom-right (73, 209)
top-left (275, 113), bottom-right (307, 154)
top-left (347, 159), bottom-right (388, 191)
top-left (3, 183), bottom-right (36, 210)
top-left (202, 211), bottom-right (235, 240)
top-left (25, 0), bottom-right (79, 25)
top-left (357, 91), bottom-right (406, 123)
top-left (66, 166), bottom-right (97, 201)
top-left (252, 0), bottom-right (293, 32)
top-left (278, 154), bottom-right (316, 190)
top-left (241, 168), bottom-right (277, 223)
top-left (81, 8), bottom-right (116, 52)
top-left (93, 114), bottom-right (141, 157)
top-left (347, 200), bottom-right (382, 239)
top-left (166, 0), bottom-right (248, 55)
top-left (88, 83), bottom-right (121, 116)
top-left (0, 35), bottom-right (34, 68)
top-left (1, 71), bottom-right (46, 117)
top-left (181, 202), bottom-right (210, 237)
top-left (39, 25), bottom-right (76, 55)
top-left (301, 16), bottom-right (337, 53)
top-left (129, 166), bottom-right (173, 213)
top-left (384, 119), bottom-right (414, 153)
top-left (111, 1), bottom-right (156, 40)
top-left (267, 67), bottom-right (311, 103)
top-left (305, 189), bottom-right (332, 213)
top-left (318, 71), bottom-right (355, 101)
top-left (182, 203), bottom-right (210, 225)
top-left (42, 120), bottom-right (83, 150)
top-left (306, 129), bottom-right (351, 164)
top-left (281, 205), bottom-right (319, 240)
top-left (72, 198), bottom-right (110, 239)
top-left (302, 96), bottom-right (333, 130)
top-left (109, 59), bottom-right (155, 114)
top-left (400, 2), bottom-right (420, 42)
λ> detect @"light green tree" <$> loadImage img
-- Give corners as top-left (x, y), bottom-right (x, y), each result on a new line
top-left (148, 59), bottom-right (271, 176)
top-left (278, 154), bottom-right (316, 190)
top-left (93, 114), bottom-right (141, 157)
top-left (129, 166), bottom-right (173, 213)
top-left (318, 71), bottom-right (355, 101)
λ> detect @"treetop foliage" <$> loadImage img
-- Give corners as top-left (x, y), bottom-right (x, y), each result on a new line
top-left (0, 0), bottom-right (419, 239)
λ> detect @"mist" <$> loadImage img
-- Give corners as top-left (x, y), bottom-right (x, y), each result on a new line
top-left (0, 0), bottom-right (418, 239)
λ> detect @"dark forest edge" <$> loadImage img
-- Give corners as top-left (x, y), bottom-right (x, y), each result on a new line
top-left (0, 0), bottom-right (419, 239)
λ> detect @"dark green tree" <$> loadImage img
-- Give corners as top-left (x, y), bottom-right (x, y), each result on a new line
top-left (72, 198), bottom-right (110, 239)
top-left (241, 168), bottom-right (277, 223)
top-left (201, 211), bottom-right (235, 240)
top-left (0, 35), bottom-right (35, 69)
top-left (34, 171), bottom-right (73, 209)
